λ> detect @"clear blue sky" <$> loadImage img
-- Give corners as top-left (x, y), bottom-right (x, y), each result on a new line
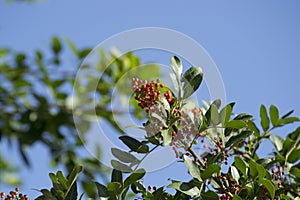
top-left (1, 0), bottom-right (300, 198)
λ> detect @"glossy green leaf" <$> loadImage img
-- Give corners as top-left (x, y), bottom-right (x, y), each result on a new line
top-left (161, 129), bottom-right (172, 146)
top-left (269, 105), bottom-right (279, 126)
top-left (290, 166), bottom-right (300, 179)
top-left (111, 169), bottom-right (123, 183)
top-left (201, 164), bottom-right (221, 180)
top-left (260, 105), bottom-right (270, 132)
top-left (249, 159), bottom-right (258, 178)
top-left (210, 104), bottom-right (219, 125)
top-left (182, 66), bottom-right (203, 99)
top-left (220, 104), bottom-right (233, 125)
top-left (277, 117), bottom-right (300, 126)
top-left (234, 113), bottom-right (253, 121)
top-left (287, 149), bottom-right (300, 163)
top-left (167, 180), bottom-right (200, 197)
top-left (124, 168), bottom-right (146, 187)
top-left (225, 120), bottom-right (247, 129)
top-left (95, 182), bottom-right (109, 198)
top-left (183, 155), bottom-right (202, 181)
top-left (247, 120), bottom-right (260, 138)
top-left (260, 179), bottom-right (275, 199)
top-left (225, 131), bottom-right (252, 148)
top-left (234, 156), bottom-right (248, 178)
top-left (255, 162), bottom-right (266, 180)
top-left (119, 136), bottom-right (143, 152)
top-left (67, 166), bottom-right (83, 188)
top-left (111, 148), bottom-right (139, 164)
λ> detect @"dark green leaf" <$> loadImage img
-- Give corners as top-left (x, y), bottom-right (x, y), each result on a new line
top-left (234, 113), bottom-right (253, 121)
top-left (201, 191), bottom-right (219, 200)
top-left (131, 181), bottom-right (146, 194)
top-left (107, 182), bottom-right (122, 193)
top-left (260, 179), bottom-right (275, 199)
top-left (167, 180), bottom-right (200, 197)
top-left (119, 136), bottom-right (143, 152)
top-left (111, 148), bottom-right (139, 164)
top-left (111, 160), bottom-right (132, 173)
top-left (67, 166), bottom-right (82, 188)
top-left (212, 99), bottom-right (222, 109)
top-left (182, 66), bottom-right (203, 99)
top-left (124, 168), bottom-right (146, 187)
top-left (232, 195), bottom-right (243, 200)
top-left (277, 117), bottom-right (300, 126)
top-left (249, 159), bottom-right (258, 178)
top-left (220, 104), bottom-right (233, 125)
top-left (287, 149), bottom-right (300, 163)
top-left (290, 166), bottom-right (300, 179)
top-left (201, 164), bottom-right (220, 180)
top-left (225, 120), bottom-right (247, 129)
top-left (269, 105), bottom-right (279, 126)
top-left (111, 169), bottom-right (123, 183)
top-left (260, 105), bottom-right (270, 132)
top-left (95, 182), bottom-right (109, 198)
top-left (281, 110), bottom-right (294, 119)
top-left (136, 144), bottom-right (149, 153)
top-left (247, 120), bottom-right (260, 138)
top-left (183, 155), bottom-right (202, 181)
top-left (65, 181), bottom-right (78, 200)
top-left (225, 131), bottom-right (252, 148)
top-left (255, 162), bottom-right (267, 180)
top-left (234, 156), bottom-right (248, 178)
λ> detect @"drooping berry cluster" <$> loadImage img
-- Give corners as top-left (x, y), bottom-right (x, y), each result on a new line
top-left (0, 188), bottom-right (29, 200)
top-left (132, 78), bottom-right (164, 113)
top-left (271, 163), bottom-right (287, 189)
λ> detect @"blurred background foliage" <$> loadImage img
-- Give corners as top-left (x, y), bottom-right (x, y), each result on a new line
top-left (0, 36), bottom-right (160, 198)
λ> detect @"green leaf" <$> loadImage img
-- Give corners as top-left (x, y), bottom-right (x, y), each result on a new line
top-left (183, 155), bottom-right (202, 181)
top-left (232, 195), bottom-right (243, 200)
top-left (107, 182), bottom-right (123, 193)
top-left (249, 159), bottom-right (258, 178)
top-left (225, 131), bottom-right (252, 148)
top-left (201, 164), bottom-right (221, 180)
top-left (290, 166), bottom-right (300, 179)
top-left (56, 171), bottom-right (68, 190)
top-left (260, 179), bottom-right (275, 199)
top-left (287, 148), bottom-right (300, 163)
top-left (210, 104), bottom-right (219, 125)
top-left (220, 104), bottom-right (233, 125)
top-left (124, 168), bottom-right (146, 187)
top-left (234, 156), bottom-right (248, 178)
top-left (277, 117), bottom-right (300, 126)
top-left (270, 134), bottom-right (284, 151)
top-left (182, 66), bottom-right (203, 99)
top-left (230, 166), bottom-right (240, 182)
top-left (136, 144), bottom-right (149, 154)
top-left (281, 110), bottom-right (294, 119)
top-left (255, 162), bottom-right (267, 180)
top-left (111, 160), bottom-right (132, 173)
top-left (225, 120), bottom-right (247, 129)
top-left (247, 120), bottom-right (260, 138)
top-left (111, 148), bottom-right (139, 164)
top-left (119, 136), bottom-right (143, 152)
top-left (161, 129), bottom-right (172, 146)
top-left (95, 182), bottom-right (109, 198)
top-left (167, 180), bottom-right (200, 197)
top-left (52, 37), bottom-right (62, 54)
top-left (111, 169), bottom-right (123, 183)
top-left (170, 56), bottom-right (183, 77)
top-left (260, 105), bottom-right (270, 132)
top-left (201, 191), bottom-right (219, 200)
top-left (65, 181), bottom-right (78, 200)
top-left (234, 113), bottom-right (253, 121)
top-left (67, 166), bottom-right (83, 188)
top-left (269, 105), bottom-right (279, 126)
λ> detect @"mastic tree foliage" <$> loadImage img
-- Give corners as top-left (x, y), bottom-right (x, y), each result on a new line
top-left (2, 54), bottom-right (299, 199)
top-left (0, 37), bottom-right (159, 198)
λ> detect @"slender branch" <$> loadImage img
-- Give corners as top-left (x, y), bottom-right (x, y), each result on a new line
top-left (133, 144), bottom-right (159, 171)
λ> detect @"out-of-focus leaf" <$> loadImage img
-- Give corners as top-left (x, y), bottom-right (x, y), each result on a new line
top-left (270, 134), bottom-right (284, 152)
top-left (52, 37), bottom-right (62, 54)
top-left (201, 191), bottom-right (219, 200)
top-left (161, 129), bottom-right (172, 146)
top-left (95, 182), bottom-right (109, 198)
top-left (287, 149), bottom-right (300, 163)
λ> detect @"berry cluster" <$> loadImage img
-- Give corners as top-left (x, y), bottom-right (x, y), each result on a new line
top-left (0, 188), bottom-right (29, 200)
top-left (217, 174), bottom-right (240, 200)
top-left (271, 163), bottom-right (287, 188)
top-left (132, 78), bottom-right (164, 113)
